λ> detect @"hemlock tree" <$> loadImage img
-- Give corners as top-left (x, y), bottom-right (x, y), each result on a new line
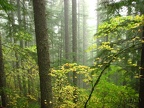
top-left (0, 35), bottom-right (7, 107)
top-left (72, 0), bottom-right (77, 63)
top-left (72, 0), bottom-right (78, 104)
top-left (33, 0), bottom-right (53, 108)
top-left (139, 25), bottom-right (144, 108)
top-left (82, 0), bottom-right (87, 65)
top-left (0, 1), bottom-right (14, 107)
top-left (64, 0), bottom-right (70, 61)
top-left (139, 3), bottom-right (144, 108)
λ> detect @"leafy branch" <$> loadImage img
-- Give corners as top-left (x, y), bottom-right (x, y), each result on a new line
top-left (84, 43), bottom-right (140, 108)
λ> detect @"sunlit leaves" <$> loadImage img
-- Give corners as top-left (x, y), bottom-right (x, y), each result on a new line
top-left (92, 15), bottom-right (143, 73)
top-left (51, 63), bottom-right (93, 83)
top-left (7, 90), bottom-right (28, 107)
top-left (51, 63), bottom-right (94, 107)
top-left (98, 42), bottom-right (113, 50)
top-left (95, 15), bottom-right (144, 39)
top-left (27, 95), bottom-right (37, 101)
top-left (14, 30), bottom-right (32, 41)
top-left (86, 44), bottom-right (97, 52)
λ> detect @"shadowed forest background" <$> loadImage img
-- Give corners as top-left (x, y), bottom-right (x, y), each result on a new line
top-left (0, 0), bottom-right (144, 108)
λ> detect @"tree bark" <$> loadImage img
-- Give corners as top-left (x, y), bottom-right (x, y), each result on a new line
top-left (0, 34), bottom-right (7, 107)
top-left (17, 0), bottom-right (23, 95)
top-left (139, 26), bottom-right (144, 108)
top-left (72, 0), bottom-right (78, 104)
top-left (64, 0), bottom-right (70, 61)
top-left (33, 0), bottom-right (53, 108)
top-left (82, 0), bottom-right (86, 65)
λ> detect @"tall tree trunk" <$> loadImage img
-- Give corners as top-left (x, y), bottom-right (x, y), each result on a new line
top-left (0, 34), bottom-right (7, 107)
top-left (9, 0), bottom-right (18, 90)
top-left (64, 0), bottom-right (70, 62)
top-left (64, 0), bottom-right (71, 83)
top-left (22, 0), bottom-right (27, 97)
top-left (77, 0), bottom-right (83, 88)
top-left (59, 19), bottom-right (64, 66)
top-left (82, 0), bottom-right (86, 65)
top-left (72, 0), bottom-right (77, 63)
top-left (77, 0), bottom-right (81, 64)
top-left (139, 26), bottom-right (144, 108)
top-left (138, 3), bottom-right (144, 108)
top-left (17, 0), bottom-right (23, 95)
top-left (33, 0), bottom-right (53, 108)
top-left (72, 0), bottom-right (78, 104)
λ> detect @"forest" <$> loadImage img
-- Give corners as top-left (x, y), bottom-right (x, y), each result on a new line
top-left (0, 0), bottom-right (144, 108)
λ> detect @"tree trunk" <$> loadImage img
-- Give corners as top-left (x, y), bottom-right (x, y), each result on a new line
top-left (77, 0), bottom-right (83, 88)
top-left (82, 0), bottom-right (86, 65)
top-left (72, 0), bottom-right (78, 104)
top-left (77, 0), bottom-right (81, 64)
top-left (64, 0), bottom-right (70, 61)
top-left (17, 0), bottom-right (23, 95)
top-left (0, 34), bottom-right (7, 107)
top-left (139, 26), bottom-right (144, 108)
top-left (32, 0), bottom-right (53, 108)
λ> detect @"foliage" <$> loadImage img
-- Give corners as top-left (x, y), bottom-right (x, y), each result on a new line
top-left (0, 0), bottom-right (142, 107)
top-left (93, 15), bottom-right (143, 80)
top-left (14, 30), bottom-right (33, 41)
top-left (85, 65), bottom-right (138, 108)
top-left (88, 80), bottom-right (138, 108)
top-left (3, 41), bottom-right (39, 108)
top-left (6, 89), bottom-right (40, 108)
top-left (96, 15), bottom-right (144, 37)
top-left (50, 63), bottom-right (138, 108)
top-left (0, 0), bottom-right (15, 12)
top-left (51, 63), bottom-right (93, 108)
top-left (98, 0), bottom-right (144, 19)
top-left (85, 8), bottom-right (143, 107)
